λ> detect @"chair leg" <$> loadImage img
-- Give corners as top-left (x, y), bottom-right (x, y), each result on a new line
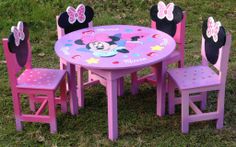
top-left (200, 92), bottom-right (207, 111)
top-left (117, 77), bottom-right (124, 96)
top-left (216, 89), bottom-right (225, 129)
top-left (181, 91), bottom-right (189, 133)
top-left (168, 78), bottom-right (175, 115)
top-left (60, 78), bottom-right (67, 113)
top-left (29, 94), bottom-right (35, 112)
top-left (131, 72), bottom-right (138, 95)
top-left (178, 59), bottom-right (184, 68)
top-left (88, 70), bottom-right (93, 82)
top-left (12, 92), bottom-right (23, 131)
top-left (48, 92), bottom-right (57, 133)
top-left (60, 58), bottom-right (65, 70)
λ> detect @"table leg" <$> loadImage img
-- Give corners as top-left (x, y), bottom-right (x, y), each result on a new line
top-left (66, 63), bottom-right (78, 115)
top-left (131, 72), bottom-right (138, 95)
top-left (117, 77), bottom-right (124, 97)
top-left (154, 62), bottom-right (167, 117)
top-left (106, 79), bottom-right (118, 141)
top-left (77, 66), bottom-right (84, 108)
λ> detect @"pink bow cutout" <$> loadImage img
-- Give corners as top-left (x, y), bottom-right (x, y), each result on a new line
top-left (206, 17), bottom-right (221, 42)
top-left (11, 21), bottom-right (25, 47)
top-left (66, 4), bottom-right (86, 24)
top-left (157, 1), bottom-right (174, 21)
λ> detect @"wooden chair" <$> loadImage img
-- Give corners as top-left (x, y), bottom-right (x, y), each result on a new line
top-left (57, 4), bottom-right (124, 108)
top-left (131, 2), bottom-right (187, 96)
top-left (3, 21), bottom-right (67, 133)
top-left (168, 17), bottom-right (231, 133)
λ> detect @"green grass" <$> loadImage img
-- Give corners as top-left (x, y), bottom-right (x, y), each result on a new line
top-left (0, 0), bottom-right (236, 146)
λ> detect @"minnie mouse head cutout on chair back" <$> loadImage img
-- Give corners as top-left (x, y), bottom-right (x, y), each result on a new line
top-left (58, 4), bottom-right (94, 34)
top-left (202, 17), bottom-right (226, 65)
top-left (150, 1), bottom-right (183, 37)
top-left (8, 21), bottom-right (30, 68)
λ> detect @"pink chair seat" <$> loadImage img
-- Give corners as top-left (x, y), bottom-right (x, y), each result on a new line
top-left (17, 68), bottom-right (66, 90)
top-left (168, 65), bottom-right (220, 90)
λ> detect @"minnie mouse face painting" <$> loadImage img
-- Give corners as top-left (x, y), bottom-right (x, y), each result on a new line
top-left (8, 21), bottom-right (29, 67)
top-left (58, 4), bottom-right (94, 34)
top-left (202, 17), bottom-right (226, 65)
top-left (150, 1), bottom-right (183, 37)
top-left (75, 34), bottom-right (129, 57)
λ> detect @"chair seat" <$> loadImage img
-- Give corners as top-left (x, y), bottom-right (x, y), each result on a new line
top-left (168, 65), bottom-right (220, 90)
top-left (17, 68), bottom-right (66, 90)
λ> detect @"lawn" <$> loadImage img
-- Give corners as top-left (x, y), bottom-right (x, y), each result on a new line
top-left (0, 0), bottom-right (236, 146)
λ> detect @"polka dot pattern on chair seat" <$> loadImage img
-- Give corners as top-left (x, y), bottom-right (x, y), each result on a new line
top-left (168, 65), bottom-right (220, 89)
top-left (17, 68), bottom-right (66, 90)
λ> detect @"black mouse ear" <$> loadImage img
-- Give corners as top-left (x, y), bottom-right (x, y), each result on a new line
top-left (150, 5), bottom-right (158, 21)
top-left (58, 12), bottom-right (70, 29)
top-left (8, 33), bottom-right (16, 53)
top-left (217, 26), bottom-right (226, 47)
top-left (173, 6), bottom-right (183, 24)
top-left (23, 22), bottom-right (29, 40)
top-left (85, 6), bottom-right (94, 23)
top-left (202, 18), bottom-right (208, 39)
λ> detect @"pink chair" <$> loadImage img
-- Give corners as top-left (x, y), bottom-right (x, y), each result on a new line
top-left (57, 4), bottom-right (94, 71)
top-left (168, 17), bottom-right (232, 133)
top-left (3, 21), bottom-right (67, 133)
top-left (131, 2), bottom-right (187, 95)
top-left (57, 4), bottom-right (124, 108)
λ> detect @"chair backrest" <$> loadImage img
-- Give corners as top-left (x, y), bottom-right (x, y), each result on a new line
top-left (57, 4), bottom-right (94, 39)
top-left (2, 21), bottom-right (32, 88)
top-left (201, 17), bottom-right (232, 84)
top-left (151, 11), bottom-right (186, 45)
top-left (56, 16), bottom-right (93, 39)
top-left (150, 1), bottom-right (186, 58)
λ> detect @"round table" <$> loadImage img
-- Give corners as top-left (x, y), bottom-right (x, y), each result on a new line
top-left (54, 25), bottom-right (176, 140)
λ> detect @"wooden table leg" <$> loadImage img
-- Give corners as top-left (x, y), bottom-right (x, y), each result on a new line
top-left (154, 62), bottom-right (167, 117)
top-left (131, 72), bottom-right (138, 95)
top-left (106, 79), bottom-right (118, 141)
top-left (117, 77), bottom-right (124, 97)
top-left (77, 66), bottom-right (84, 108)
top-left (66, 62), bottom-right (78, 115)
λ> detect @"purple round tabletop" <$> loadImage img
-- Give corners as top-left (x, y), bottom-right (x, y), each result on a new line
top-left (55, 25), bottom-right (176, 70)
